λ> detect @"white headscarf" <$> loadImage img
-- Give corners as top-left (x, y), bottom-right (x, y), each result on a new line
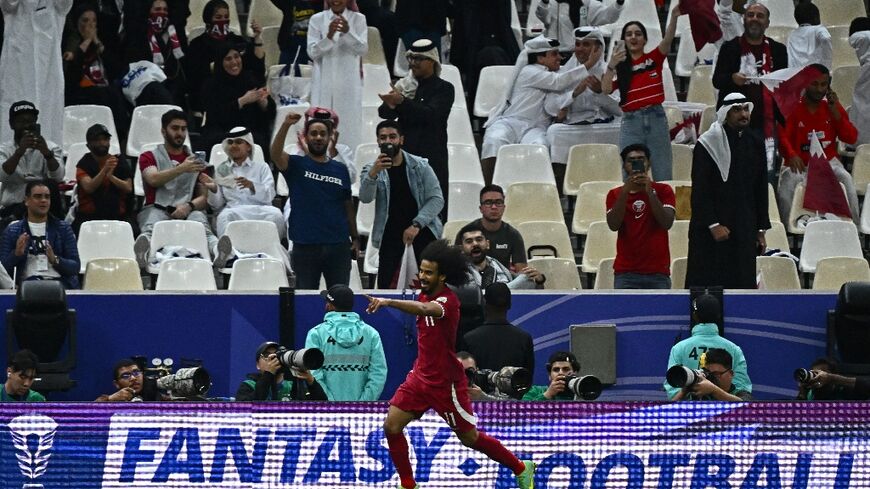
top-left (221, 126), bottom-right (254, 160)
top-left (485, 35), bottom-right (560, 126)
top-left (850, 31), bottom-right (870, 66)
top-left (574, 26), bottom-right (605, 46)
top-left (697, 93), bottom-right (754, 181)
top-left (394, 39), bottom-right (442, 99)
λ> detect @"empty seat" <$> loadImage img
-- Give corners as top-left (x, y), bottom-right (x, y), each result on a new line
top-left (363, 241), bottom-right (379, 275)
top-left (493, 144), bottom-right (555, 188)
top-left (447, 181), bottom-right (485, 222)
top-left (221, 220), bottom-right (287, 273)
top-left (571, 181), bottom-right (620, 235)
top-left (593, 257), bottom-right (615, 289)
top-left (503, 182), bottom-right (563, 224)
top-left (473, 65), bottom-right (514, 118)
top-left (77, 220), bottom-right (137, 273)
top-left (83, 258), bottom-right (143, 291)
top-left (852, 145), bottom-right (870, 196)
top-left (361, 105), bottom-right (387, 146)
top-left (668, 220), bottom-right (690, 261)
top-left (761, 0), bottom-right (797, 27)
top-left (787, 183), bottom-right (851, 235)
top-left (767, 183), bottom-right (780, 223)
top-left (830, 25), bottom-right (857, 70)
top-left (563, 144), bottom-right (622, 196)
top-left (670, 256), bottom-right (687, 289)
top-left (447, 143), bottom-right (484, 185)
top-left (362, 63), bottom-right (392, 106)
top-left (831, 65), bottom-right (859, 108)
top-left (127, 105), bottom-right (187, 157)
top-left (799, 220), bottom-right (863, 273)
top-left (147, 220), bottom-right (211, 274)
top-left (764, 25), bottom-right (795, 45)
top-left (364, 26), bottom-right (386, 67)
top-left (440, 64), bottom-right (467, 108)
top-left (812, 257), bottom-right (870, 291)
top-left (580, 221), bottom-right (617, 274)
top-left (528, 257), bottom-right (581, 290)
top-left (686, 65), bottom-right (716, 106)
top-left (447, 107), bottom-right (475, 145)
top-left (443, 219), bottom-right (471, 240)
top-left (64, 142), bottom-right (89, 188)
top-left (756, 256), bottom-right (800, 290)
top-left (862, 184), bottom-right (870, 235)
top-left (671, 144), bottom-right (693, 181)
top-left (63, 105), bottom-right (119, 154)
top-left (228, 258), bottom-right (289, 290)
top-left (765, 221), bottom-right (791, 253)
top-left (276, 172), bottom-right (289, 197)
top-left (816, 0), bottom-right (867, 30)
top-left (271, 104), bottom-right (309, 148)
top-left (517, 221), bottom-right (574, 260)
top-left (155, 258), bottom-right (217, 291)
top-left (698, 105), bottom-right (715, 135)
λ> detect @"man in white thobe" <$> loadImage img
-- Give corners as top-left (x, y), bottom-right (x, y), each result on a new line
top-left (0, 0), bottom-right (72, 144)
top-left (535, 0), bottom-right (622, 58)
top-left (307, 0), bottom-right (367, 152)
top-left (786, 2), bottom-right (832, 69)
top-left (849, 20), bottom-right (870, 146)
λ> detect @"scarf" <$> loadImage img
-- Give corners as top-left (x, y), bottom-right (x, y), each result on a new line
top-left (148, 13), bottom-right (184, 66)
top-left (82, 51), bottom-right (108, 87)
top-left (485, 35), bottom-right (559, 126)
top-left (698, 93), bottom-right (754, 182)
top-left (738, 36), bottom-right (773, 139)
top-left (850, 31), bottom-right (870, 66)
top-left (207, 20), bottom-right (230, 40)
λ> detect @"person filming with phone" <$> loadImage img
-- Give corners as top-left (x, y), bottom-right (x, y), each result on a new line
top-left (605, 143), bottom-right (675, 289)
top-left (359, 120), bottom-right (443, 289)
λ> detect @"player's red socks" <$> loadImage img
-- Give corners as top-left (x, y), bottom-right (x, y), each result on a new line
top-left (386, 432), bottom-right (417, 489)
top-left (472, 432), bottom-right (526, 475)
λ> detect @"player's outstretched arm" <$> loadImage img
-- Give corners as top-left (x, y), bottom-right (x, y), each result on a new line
top-left (365, 295), bottom-right (443, 317)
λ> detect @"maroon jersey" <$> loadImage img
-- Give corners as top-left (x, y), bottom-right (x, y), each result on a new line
top-left (413, 287), bottom-right (464, 386)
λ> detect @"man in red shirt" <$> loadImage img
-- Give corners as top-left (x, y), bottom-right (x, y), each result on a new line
top-left (777, 65), bottom-right (859, 224)
top-left (606, 143), bottom-right (676, 289)
top-left (366, 240), bottom-right (535, 489)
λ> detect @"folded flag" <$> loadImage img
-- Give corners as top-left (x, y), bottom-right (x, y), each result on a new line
top-left (803, 131), bottom-right (851, 217)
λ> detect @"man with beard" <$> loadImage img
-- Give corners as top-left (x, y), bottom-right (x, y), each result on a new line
top-left (73, 124), bottom-right (133, 235)
top-left (95, 358), bottom-right (146, 402)
top-left (271, 112), bottom-right (358, 289)
top-left (686, 93), bottom-right (770, 289)
top-left (365, 240), bottom-right (536, 489)
top-left (360, 120), bottom-right (443, 289)
top-left (453, 184), bottom-right (527, 271)
top-left (458, 222), bottom-right (543, 290)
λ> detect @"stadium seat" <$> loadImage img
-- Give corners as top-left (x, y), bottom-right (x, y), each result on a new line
top-left (362, 105), bottom-right (387, 146)
top-left (440, 65), bottom-right (467, 108)
top-left (63, 105), bottom-right (119, 155)
top-left (815, 0), bottom-right (867, 27)
top-left (662, 60), bottom-right (679, 102)
top-left (77, 220), bottom-right (137, 273)
top-left (528, 257), bottom-right (581, 290)
top-left (209, 143), bottom-right (266, 164)
top-left (63, 143), bottom-right (89, 192)
top-left (349, 260), bottom-right (363, 289)
top-left (271, 104), bottom-right (309, 148)
top-left (812, 257), bottom-right (870, 291)
top-left (671, 144), bottom-right (693, 181)
top-left (447, 107), bottom-right (475, 145)
top-left (447, 143), bottom-right (484, 185)
top-left (756, 256), bottom-right (800, 290)
top-left (228, 258), bottom-right (289, 290)
top-left (493, 144), bottom-right (555, 189)
top-left (473, 65), bottom-right (514, 118)
top-left (665, 106), bottom-right (683, 131)
top-left (764, 25), bottom-right (795, 45)
top-left (442, 219), bottom-right (470, 240)
top-left (786, 183), bottom-right (851, 235)
top-left (767, 183), bottom-right (781, 223)
top-left (766, 221), bottom-right (791, 253)
top-left (504, 182), bottom-right (563, 224)
top-left (393, 39), bottom-right (409, 78)
top-left (276, 172), bottom-right (288, 197)
top-left (357, 199), bottom-right (375, 237)
top-left (362, 63), bottom-right (392, 106)
top-left (147, 220), bottom-right (211, 274)
top-left (571, 181), bottom-right (620, 235)
top-left (353, 142), bottom-right (379, 196)
top-left (593, 257), bottom-right (615, 289)
top-left (671, 256), bottom-right (687, 289)
top-left (267, 63), bottom-right (313, 80)
top-left (83, 258), bottom-right (143, 291)
top-left (668, 220), bottom-right (690, 261)
top-left (525, 0), bottom-right (545, 34)
top-left (832, 65), bottom-right (860, 108)
top-left (364, 26), bottom-right (387, 67)
top-left (580, 221), bottom-right (617, 274)
top-left (363, 241), bottom-right (379, 276)
top-left (447, 181), bottom-right (485, 222)
top-left (155, 258), bottom-right (217, 291)
top-left (246, 0), bottom-right (283, 37)
top-left (830, 26), bottom-right (857, 71)
top-left (133, 143), bottom-right (160, 197)
top-left (517, 221), bottom-right (574, 260)
top-left (261, 26), bottom-right (282, 76)
top-left (220, 220), bottom-right (286, 274)
top-left (508, 0), bottom-right (522, 46)
top-left (862, 184), bottom-right (870, 235)
top-left (686, 65), bottom-right (716, 106)
top-left (563, 144), bottom-right (622, 196)
top-left (852, 145), bottom-right (870, 196)
top-left (698, 105), bottom-right (716, 135)
top-left (760, 0), bottom-right (796, 27)
top-left (601, 0), bottom-right (661, 41)
top-left (187, 0), bottom-right (241, 35)
top-left (127, 105), bottom-right (188, 157)
top-left (799, 220), bottom-right (863, 273)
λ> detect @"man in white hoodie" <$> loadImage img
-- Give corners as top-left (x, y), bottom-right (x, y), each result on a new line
top-left (849, 17), bottom-right (870, 146)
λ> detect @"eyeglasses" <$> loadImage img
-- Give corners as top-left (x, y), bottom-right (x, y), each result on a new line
top-left (480, 199), bottom-right (505, 207)
top-left (227, 138), bottom-right (248, 145)
top-left (405, 54), bottom-right (428, 64)
top-left (706, 369), bottom-right (731, 377)
top-left (118, 370), bottom-right (142, 381)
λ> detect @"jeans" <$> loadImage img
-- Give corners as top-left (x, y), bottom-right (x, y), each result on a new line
top-left (614, 272), bottom-right (671, 289)
top-left (291, 243), bottom-right (351, 290)
top-left (620, 105), bottom-right (673, 182)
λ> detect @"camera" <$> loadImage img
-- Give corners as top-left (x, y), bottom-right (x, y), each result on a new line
top-left (563, 374), bottom-right (602, 400)
top-left (157, 366), bottom-right (212, 398)
top-left (379, 143), bottom-right (399, 159)
top-left (468, 366), bottom-right (532, 399)
top-left (275, 347), bottom-right (324, 370)
top-left (666, 365), bottom-right (707, 389)
top-left (794, 368), bottom-right (820, 384)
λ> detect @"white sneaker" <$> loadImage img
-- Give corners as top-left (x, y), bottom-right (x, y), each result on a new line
top-left (134, 235), bottom-right (150, 269)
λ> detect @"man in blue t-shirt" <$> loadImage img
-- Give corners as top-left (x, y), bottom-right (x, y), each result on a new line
top-left (271, 112), bottom-right (359, 289)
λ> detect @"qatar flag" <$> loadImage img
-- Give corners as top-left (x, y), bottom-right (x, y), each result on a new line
top-left (802, 131), bottom-right (851, 217)
top-left (681, 0), bottom-right (723, 51)
top-left (758, 65), bottom-right (825, 118)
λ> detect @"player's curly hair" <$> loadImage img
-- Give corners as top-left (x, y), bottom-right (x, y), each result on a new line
top-left (420, 239), bottom-right (468, 286)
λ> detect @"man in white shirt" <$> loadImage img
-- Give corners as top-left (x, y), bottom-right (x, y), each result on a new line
top-left (786, 2), bottom-right (832, 69)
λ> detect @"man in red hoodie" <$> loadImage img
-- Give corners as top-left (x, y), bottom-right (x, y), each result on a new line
top-left (777, 64), bottom-right (859, 224)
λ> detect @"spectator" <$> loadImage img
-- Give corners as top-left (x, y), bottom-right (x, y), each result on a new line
top-left (796, 358), bottom-right (870, 401)
top-left (2, 350), bottom-right (44, 402)
top-left (0, 101), bottom-right (64, 223)
top-left (305, 284), bottom-right (387, 400)
top-left (200, 44), bottom-right (275, 152)
top-left (535, 0), bottom-right (622, 59)
top-left (545, 27), bottom-right (621, 188)
top-left (606, 143), bottom-right (675, 289)
top-left (459, 221), bottom-right (543, 290)
top-left (133, 110), bottom-right (227, 269)
top-left (82, 0), bottom-right (124, 58)
top-left (307, 0), bottom-right (367, 151)
top-left (235, 341), bottom-right (328, 401)
top-left (849, 17), bottom-right (870, 146)
top-left (0, 0), bottom-right (70, 144)
top-left (786, 2), bottom-right (832, 69)
top-left (73, 124), bottom-right (133, 235)
top-left (522, 351), bottom-right (579, 401)
top-left (359, 120), bottom-right (443, 289)
top-left (394, 0), bottom-right (451, 54)
top-left (378, 39), bottom-right (454, 219)
top-left (1, 181), bottom-right (80, 289)
top-left (671, 348), bottom-right (751, 401)
top-left (95, 358), bottom-right (145, 402)
top-left (463, 283), bottom-right (534, 375)
top-left (186, 0), bottom-right (266, 112)
top-left (686, 93), bottom-right (770, 289)
top-left (481, 35), bottom-right (600, 184)
top-left (271, 0), bottom-right (322, 66)
top-left (271, 112), bottom-right (358, 289)
top-left (601, 4), bottom-right (680, 183)
top-left (778, 65), bottom-right (859, 224)
top-left (453, 184), bottom-right (527, 271)
top-left (664, 294), bottom-right (751, 400)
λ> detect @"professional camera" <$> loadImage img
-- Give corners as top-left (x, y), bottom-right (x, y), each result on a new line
top-left (275, 347), bottom-right (324, 370)
top-left (469, 367), bottom-right (532, 398)
top-left (666, 365), bottom-right (708, 389)
top-left (156, 367), bottom-right (212, 398)
top-left (794, 368), bottom-right (820, 384)
top-left (563, 374), bottom-right (602, 400)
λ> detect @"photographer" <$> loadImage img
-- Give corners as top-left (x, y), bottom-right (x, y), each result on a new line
top-left (95, 358), bottom-right (145, 402)
top-left (796, 357), bottom-right (870, 401)
top-left (523, 351), bottom-right (580, 401)
top-left (457, 351), bottom-right (503, 401)
top-left (235, 341), bottom-right (327, 401)
top-left (359, 120), bottom-right (443, 289)
top-left (672, 348), bottom-right (751, 401)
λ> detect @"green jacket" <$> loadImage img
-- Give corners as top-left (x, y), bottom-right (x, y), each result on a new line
top-left (522, 385), bottom-right (574, 401)
top-left (664, 323), bottom-right (752, 399)
top-left (0, 388), bottom-right (45, 402)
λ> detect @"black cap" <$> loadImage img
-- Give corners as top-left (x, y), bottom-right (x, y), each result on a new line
top-left (255, 341), bottom-right (279, 361)
top-left (484, 282), bottom-right (511, 309)
top-left (9, 101), bottom-right (38, 121)
top-left (692, 294), bottom-right (720, 324)
top-left (320, 284), bottom-right (354, 311)
top-left (86, 123), bottom-right (111, 141)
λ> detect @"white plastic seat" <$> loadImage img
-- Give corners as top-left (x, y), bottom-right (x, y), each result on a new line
top-left (580, 221), bottom-right (617, 274)
top-left (593, 257), bottom-right (615, 289)
top-left (63, 105), bottom-right (119, 155)
top-left (765, 25), bottom-right (795, 45)
top-left (473, 65), bottom-right (514, 118)
top-left (671, 144), bottom-right (693, 181)
top-left (517, 221), bottom-right (574, 260)
top-left (766, 221), bottom-right (791, 253)
top-left (760, 0), bottom-right (797, 27)
top-left (361, 105), bottom-right (387, 146)
top-left (799, 220), bottom-right (863, 273)
top-left (447, 107), bottom-right (474, 145)
top-left (83, 258), bottom-right (143, 291)
top-left (364, 26), bottom-right (387, 67)
top-left (276, 172), bottom-right (289, 197)
top-left (447, 181), bottom-right (484, 222)
top-left (271, 104), bottom-right (310, 148)
top-left (528, 257), bottom-right (581, 290)
top-left (363, 241), bottom-right (379, 276)
top-left (862, 184), bottom-right (870, 235)
top-left (263, 28), bottom-right (283, 69)
top-left (493, 144), bottom-right (555, 189)
top-left (209, 143), bottom-right (266, 164)
top-left (447, 143), bottom-right (484, 185)
top-left (147, 220), bottom-right (210, 274)
top-left (767, 183), bottom-right (781, 223)
top-left (354, 142), bottom-right (380, 196)
top-left (671, 257), bottom-right (687, 289)
top-left (832, 65), bottom-right (859, 108)
top-left (155, 258), bottom-right (217, 290)
top-left (600, 0), bottom-right (660, 40)
top-left (665, 105), bottom-right (683, 130)
top-left (852, 145), bottom-right (870, 196)
top-left (525, 0), bottom-right (545, 34)
top-left (787, 183), bottom-right (851, 235)
top-left (698, 105), bottom-right (715, 135)
top-left (812, 256), bottom-right (870, 291)
top-left (668, 220), bottom-right (690, 261)
top-left (440, 65), bottom-right (467, 108)
top-left (267, 63), bottom-right (313, 80)
top-left (816, 0), bottom-right (867, 28)
top-left (221, 220), bottom-right (286, 273)
top-left (127, 105), bottom-right (189, 157)
top-left (756, 256), bottom-right (800, 290)
top-left (363, 63), bottom-right (392, 106)
top-left (686, 65), bottom-right (716, 106)
top-left (830, 25), bottom-right (856, 71)
top-left (228, 258), bottom-right (289, 290)
top-left (64, 142), bottom-right (90, 191)
top-left (571, 181), bottom-right (620, 235)
top-left (357, 200), bottom-right (375, 237)
top-left (443, 219), bottom-right (470, 241)
top-left (563, 144), bottom-right (621, 196)
top-left (503, 182), bottom-right (563, 224)
top-left (245, 0), bottom-right (282, 36)
top-left (133, 143), bottom-right (160, 197)
top-left (77, 220), bottom-right (137, 273)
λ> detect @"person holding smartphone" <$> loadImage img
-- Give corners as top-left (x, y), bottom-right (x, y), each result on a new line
top-left (605, 143), bottom-right (676, 289)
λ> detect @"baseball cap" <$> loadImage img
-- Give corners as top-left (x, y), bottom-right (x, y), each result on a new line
top-left (9, 101), bottom-right (38, 120)
top-left (484, 282), bottom-right (511, 309)
top-left (320, 284), bottom-right (354, 311)
top-left (86, 124), bottom-right (111, 141)
top-left (692, 294), bottom-right (721, 324)
top-left (255, 341), bottom-right (279, 361)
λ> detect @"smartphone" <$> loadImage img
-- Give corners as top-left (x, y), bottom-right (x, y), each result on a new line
top-left (615, 40), bottom-right (626, 52)
top-left (194, 151), bottom-right (207, 164)
top-left (30, 123), bottom-right (41, 137)
top-left (379, 143), bottom-right (398, 158)
top-left (631, 159), bottom-right (645, 174)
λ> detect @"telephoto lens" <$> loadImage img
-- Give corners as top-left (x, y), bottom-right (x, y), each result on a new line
top-left (276, 347), bottom-right (325, 370)
top-left (563, 374), bottom-right (602, 400)
top-left (666, 365), bottom-right (706, 388)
